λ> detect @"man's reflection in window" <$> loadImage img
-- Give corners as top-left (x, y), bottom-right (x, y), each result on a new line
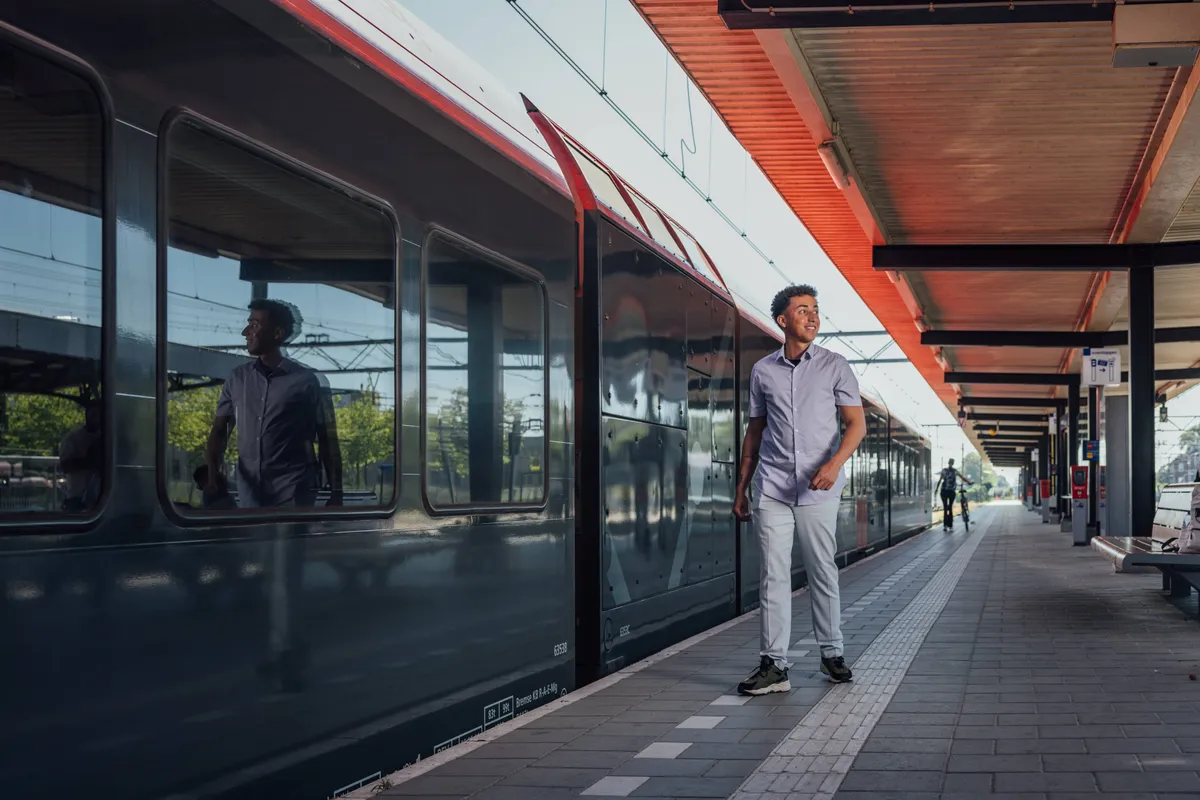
top-left (204, 299), bottom-right (343, 508)
top-left (203, 298), bottom-right (342, 692)
top-left (59, 404), bottom-right (101, 512)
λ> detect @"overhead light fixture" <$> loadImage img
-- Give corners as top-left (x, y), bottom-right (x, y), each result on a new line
top-left (1112, 3), bottom-right (1200, 68)
top-left (817, 140), bottom-right (850, 190)
top-left (957, 407), bottom-right (967, 428)
top-left (1161, 403), bottom-right (1169, 423)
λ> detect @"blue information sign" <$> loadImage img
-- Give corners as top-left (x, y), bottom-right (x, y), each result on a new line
top-left (1083, 440), bottom-right (1099, 462)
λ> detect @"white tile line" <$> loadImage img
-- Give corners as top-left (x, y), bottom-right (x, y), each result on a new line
top-left (728, 513), bottom-right (992, 800)
top-left (580, 775), bottom-right (648, 796)
top-left (677, 715), bottom-right (724, 729)
top-left (341, 518), bottom-right (954, 798)
top-left (635, 742), bottom-right (691, 759)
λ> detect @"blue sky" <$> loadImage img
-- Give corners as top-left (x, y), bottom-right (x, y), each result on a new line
top-left (395, 0), bottom-right (983, 469)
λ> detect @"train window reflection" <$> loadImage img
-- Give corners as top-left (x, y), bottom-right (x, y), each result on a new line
top-left (626, 189), bottom-right (687, 263)
top-left (163, 116), bottom-right (398, 514)
top-left (0, 41), bottom-right (105, 518)
top-left (423, 231), bottom-right (547, 511)
top-left (564, 142), bottom-right (644, 233)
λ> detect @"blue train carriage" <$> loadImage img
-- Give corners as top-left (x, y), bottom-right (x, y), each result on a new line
top-left (0, 0), bottom-right (934, 797)
top-left (522, 107), bottom-right (741, 683)
top-left (0, 1), bottom-right (578, 798)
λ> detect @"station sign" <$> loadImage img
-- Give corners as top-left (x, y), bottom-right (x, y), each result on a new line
top-left (1083, 440), bottom-right (1099, 462)
top-left (1082, 348), bottom-right (1121, 387)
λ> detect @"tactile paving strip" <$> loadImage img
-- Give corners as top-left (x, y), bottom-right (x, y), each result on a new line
top-left (728, 515), bottom-right (991, 800)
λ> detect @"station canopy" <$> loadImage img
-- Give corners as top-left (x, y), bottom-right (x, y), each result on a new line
top-left (631, 0), bottom-right (1200, 458)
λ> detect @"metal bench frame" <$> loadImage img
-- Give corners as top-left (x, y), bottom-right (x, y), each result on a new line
top-left (1091, 483), bottom-right (1200, 615)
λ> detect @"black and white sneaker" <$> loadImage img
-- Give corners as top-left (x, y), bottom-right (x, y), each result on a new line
top-left (738, 655), bottom-right (791, 695)
top-left (821, 655), bottom-right (853, 684)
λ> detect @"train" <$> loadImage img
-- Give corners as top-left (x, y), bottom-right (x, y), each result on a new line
top-left (0, 1), bottom-right (931, 798)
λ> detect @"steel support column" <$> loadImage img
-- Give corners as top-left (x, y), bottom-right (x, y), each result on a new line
top-left (1129, 268), bottom-right (1156, 538)
top-left (1068, 382), bottom-right (1080, 519)
top-left (1088, 386), bottom-right (1100, 535)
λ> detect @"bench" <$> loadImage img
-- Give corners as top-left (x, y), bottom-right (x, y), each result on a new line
top-left (1091, 483), bottom-right (1200, 614)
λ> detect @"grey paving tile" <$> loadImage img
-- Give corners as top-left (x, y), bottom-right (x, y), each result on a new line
top-left (657, 727), bottom-right (751, 743)
top-left (947, 754), bottom-right (1041, 772)
top-left (860, 738), bottom-right (953, 754)
top-left (679, 742), bottom-right (777, 760)
top-left (850, 752), bottom-right (948, 771)
top-left (941, 772), bottom-right (994, 793)
top-left (702, 759), bottom-right (761, 777)
top-left (500, 727), bottom-right (588, 743)
top-left (838, 770), bottom-right (943, 792)
top-left (1042, 753), bottom-right (1141, 771)
top-left (499, 766), bottom-right (615, 788)
top-left (609, 758), bottom-right (715, 777)
top-left (629, 776), bottom-right (744, 797)
top-left (468, 787), bottom-right (581, 800)
top-left (953, 725), bottom-right (1038, 739)
top-left (872, 724), bottom-right (957, 739)
top-left (414, 757), bottom-right (527, 776)
top-left (995, 739), bottom-right (1085, 755)
top-left (533, 749), bottom-right (636, 769)
top-left (1134, 753), bottom-right (1200, 770)
top-left (1085, 737), bottom-right (1179, 754)
top-left (1096, 771), bottom-right (1200, 792)
top-left (559, 734), bottom-right (660, 752)
top-left (462, 741), bottom-right (560, 760)
top-left (376, 774), bottom-right (498, 795)
top-left (993, 772), bottom-right (1098, 792)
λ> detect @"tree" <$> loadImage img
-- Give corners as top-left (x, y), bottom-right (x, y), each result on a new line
top-left (962, 451), bottom-right (996, 502)
top-left (167, 384), bottom-right (235, 469)
top-left (426, 387), bottom-right (532, 502)
top-left (334, 387), bottom-right (394, 490)
top-left (0, 393), bottom-right (84, 455)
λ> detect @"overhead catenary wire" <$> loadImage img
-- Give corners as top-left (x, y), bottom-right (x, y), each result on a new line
top-left (503, 0), bottom-right (935, 405)
top-left (504, 0), bottom-right (788, 286)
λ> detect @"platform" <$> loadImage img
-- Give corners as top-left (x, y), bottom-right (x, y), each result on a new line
top-left (352, 502), bottom-right (1200, 800)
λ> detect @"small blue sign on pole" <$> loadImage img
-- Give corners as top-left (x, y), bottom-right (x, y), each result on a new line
top-left (1083, 440), bottom-right (1099, 462)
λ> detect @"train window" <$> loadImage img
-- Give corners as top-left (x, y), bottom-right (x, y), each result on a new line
top-left (673, 226), bottom-right (719, 285)
top-left (564, 140), bottom-right (644, 234)
top-left (0, 40), bottom-right (106, 520)
top-left (625, 189), bottom-right (687, 263)
top-left (422, 229), bottom-right (547, 513)
top-left (162, 115), bottom-right (399, 516)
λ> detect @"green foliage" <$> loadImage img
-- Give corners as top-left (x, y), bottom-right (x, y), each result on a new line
top-left (167, 385), bottom-right (237, 469)
top-left (426, 387), bottom-right (531, 494)
top-left (335, 387), bottom-right (394, 486)
top-left (962, 451), bottom-right (997, 502)
top-left (0, 393), bottom-right (83, 455)
top-left (165, 382), bottom-right (395, 495)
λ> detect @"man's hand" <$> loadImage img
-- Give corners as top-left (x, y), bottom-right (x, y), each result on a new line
top-left (733, 489), bottom-right (751, 521)
top-left (809, 460), bottom-right (841, 492)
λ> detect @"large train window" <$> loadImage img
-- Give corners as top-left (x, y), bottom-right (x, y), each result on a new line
top-left (421, 229), bottom-right (548, 514)
top-left (0, 37), bottom-right (107, 522)
top-left (161, 114), bottom-right (399, 516)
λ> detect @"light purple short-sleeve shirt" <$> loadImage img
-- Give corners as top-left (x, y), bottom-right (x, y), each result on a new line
top-left (749, 343), bottom-right (861, 506)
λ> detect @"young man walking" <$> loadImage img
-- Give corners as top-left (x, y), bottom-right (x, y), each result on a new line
top-left (734, 285), bottom-right (866, 694)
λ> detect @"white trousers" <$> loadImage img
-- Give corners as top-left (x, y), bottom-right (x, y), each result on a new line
top-left (755, 494), bottom-right (842, 667)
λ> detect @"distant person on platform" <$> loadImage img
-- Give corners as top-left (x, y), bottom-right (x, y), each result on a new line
top-left (733, 284), bottom-right (866, 694)
top-left (205, 298), bottom-right (343, 509)
top-left (59, 403), bottom-right (102, 512)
